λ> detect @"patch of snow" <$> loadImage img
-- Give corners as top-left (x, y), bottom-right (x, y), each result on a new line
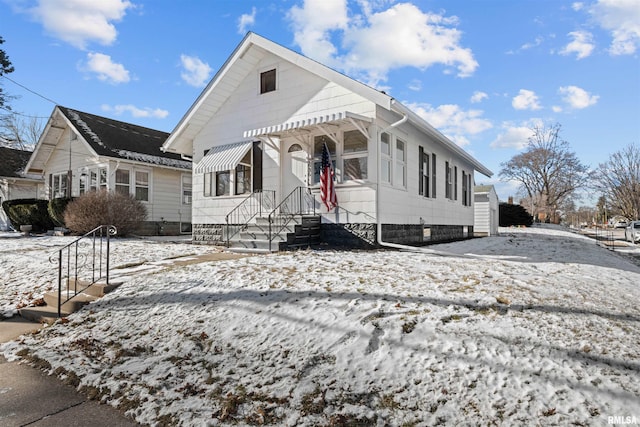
top-left (113, 150), bottom-right (191, 169)
top-left (66, 109), bottom-right (106, 149)
top-left (1, 226), bottom-right (639, 425)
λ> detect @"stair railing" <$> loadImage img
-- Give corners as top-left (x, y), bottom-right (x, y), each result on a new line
top-left (225, 190), bottom-right (276, 246)
top-left (49, 225), bottom-right (117, 317)
top-left (268, 187), bottom-right (316, 251)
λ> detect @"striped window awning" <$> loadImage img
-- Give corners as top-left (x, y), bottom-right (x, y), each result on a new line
top-left (243, 111), bottom-right (372, 139)
top-left (194, 140), bottom-right (253, 174)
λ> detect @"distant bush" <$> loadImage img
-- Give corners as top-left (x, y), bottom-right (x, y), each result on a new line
top-left (1, 198), bottom-right (55, 232)
top-left (499, 203), bottom-right (533, 227)
top-left (64, 190), bottom-right (147, 236)
top-left (48, 197), bottom-right (73, 227)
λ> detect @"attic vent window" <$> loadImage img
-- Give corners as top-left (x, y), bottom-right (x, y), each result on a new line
top-left (260, 69), bottom-right (276, 94)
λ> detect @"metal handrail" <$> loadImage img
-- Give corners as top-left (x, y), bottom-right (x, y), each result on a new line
top-left (267, 187), bottom-right (316, 251)
top-left (49, 225), bottom-right (117, 317)
top-left (225, 190), bottom-right (276, 246)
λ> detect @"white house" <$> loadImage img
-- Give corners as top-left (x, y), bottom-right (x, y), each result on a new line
top-left (473, 185), bottom-right (499, 236)
top-left (25, 106), bottom-right (193, 235)
top-left (0, 147), bottom-right (44, 230)
top-left (162, 33), bottom-right (492, 249)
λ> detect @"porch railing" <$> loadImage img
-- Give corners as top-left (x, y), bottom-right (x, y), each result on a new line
top-left (50, 225), bottom-right (117, 317)
top-left (268, 187), bottom-right (316, 251)
top-left (225, 190), bottom-right (276, 246)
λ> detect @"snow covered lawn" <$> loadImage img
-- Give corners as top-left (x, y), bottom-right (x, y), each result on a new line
top-left (2, 227), bottom-right (639, 426)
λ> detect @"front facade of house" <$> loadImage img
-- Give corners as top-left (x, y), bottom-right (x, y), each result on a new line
top-left (163, 33), bottom-right (492, 247)
top-left (25, 107), bottom-right (193, 235)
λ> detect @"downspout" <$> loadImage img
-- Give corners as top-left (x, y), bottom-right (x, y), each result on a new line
top-left (375, 104), bottom-right (417, 251)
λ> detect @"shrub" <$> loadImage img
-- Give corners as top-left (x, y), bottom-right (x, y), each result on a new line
top-left (64, 190), bottom-right (147, 236)
top-left (48, 197), bottom-right (73, 227)
top-left (499, 203), bottom-right (533, 227)
top-left (1, 198), bottom-right (55, 232)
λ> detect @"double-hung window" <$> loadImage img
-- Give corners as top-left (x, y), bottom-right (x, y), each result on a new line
top-left (445, 161), bottom-right (454, 200)
top-left (235, 150), bottom-right (252, 195)
top-left (182, 174), bottom-right (192, 205)
top-left (380, 132), bottom-right (392, 184)
top-left (342, 130), bottom-right (368, 181)
top-left (51, 173), bottom-right (68, 199)
top-left (454, 166), bottom-right (458, 201)
top-left (215, 171), bottom-right (230, 196)
top-left (395, 139), bottom-right (407, 188)
top-left (135, 171), bottom-right (149, 201)
top-left (418, 146), bottom-right (430, 197)
top-left (462, 170), bottom-right (472, 206)
top-left (115, 170), bottom-right (130, 195)
top-left (313, 135), bottom-right (336, 184)
top-left (431, 154), bottom-right (437, 198)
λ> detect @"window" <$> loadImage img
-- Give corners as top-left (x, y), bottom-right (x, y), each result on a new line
top-left (454, 166), bottom-right (458, 201)
top-left (182, 174), bottom-right (192, 204)
top-left (462, 170), bottom-right (473, 206)
top-left (313, 135), bottom-right (336, 184)
top-left (51, 173), bottom-right (68, 199)
top-left (445, 161), bottom-right (453, 200)
top-left (395, 138), bottom-right (406, 188)
top-left (135, 171), bottom-right (149, 201)
top-left (260, 69), bottom-right (276, 94)
top-left (115, 170), bottom-right (130, 195)
top-left (216, 171), bottom-right (230, 196)
top-left (431, 154), bottom-right (437, 198)
top-left (418, 146), bottom-right (430, 197)
top-left (204, 172), bottom-right (212, 197)
top-left (235, 150), bottom-right (252, 195)
top-left (99, 168), bottom-right (107, 191)
top-left (380, 132), bottom-right (391, 184)
top-left (343, 130), bottom-right (368, 180)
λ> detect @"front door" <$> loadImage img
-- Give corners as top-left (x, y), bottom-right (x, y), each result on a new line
top-left (282, 141), bottom-right (308, 200)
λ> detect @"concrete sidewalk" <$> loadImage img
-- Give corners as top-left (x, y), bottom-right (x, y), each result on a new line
top-left (0, 317), bottom-right (140, 426)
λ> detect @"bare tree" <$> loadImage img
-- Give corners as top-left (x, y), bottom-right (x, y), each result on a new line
top-left (499, 123), bottom-right (589, 222)
top-left (0, 114), bottom-right (43, 150)
top-left (591, 143), bottom-right (640, 221)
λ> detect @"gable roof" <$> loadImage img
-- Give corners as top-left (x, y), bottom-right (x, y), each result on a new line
top-left (163, 32), bottom-right (491, 177)
top-left (0, 146), bottom-right (32, 178)
top-left (26, 106), bottom-right (191, 173)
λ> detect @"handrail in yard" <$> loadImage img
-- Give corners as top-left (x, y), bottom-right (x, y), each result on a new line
top-left (268, 187), bottom-right (316, 251)
top-left (225, 190), bottom-right (275, 246)
top-left (49, 225), bottom-right (117, 317)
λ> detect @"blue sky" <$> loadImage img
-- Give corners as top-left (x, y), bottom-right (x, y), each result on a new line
top-left (1, 0), bottom-right (639, 202)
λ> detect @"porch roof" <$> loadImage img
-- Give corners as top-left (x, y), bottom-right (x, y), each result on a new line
top-left (194, 140), bottom-right (253, 174)
top-left (243, 111), bottom-right (373, 139)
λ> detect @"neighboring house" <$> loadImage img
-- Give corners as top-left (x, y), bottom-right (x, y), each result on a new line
top-left (24, 106), bottom-right (192, 235)
top-left (474, 185), bottom-right (499, 236)
top-left (0, 146), bottom-right (44, 231)
top-left (162, 32), bottom-right (492, 249)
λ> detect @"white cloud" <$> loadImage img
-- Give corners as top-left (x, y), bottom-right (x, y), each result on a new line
top-left (287, 0), bottom-right (349, 68)
top-left (589, 0), bottom-right (640, 55)
top-left (560, 30), bottom-right (594, 59)
top-left (470, 91), bottom-right (488, 103)
top-left (572, 2), bottom-right (585, 11)
top-left (512, 89), bottom-right (542, 110)
top-left (102, 104), bottom-right (169, 119)
top-left (287, 1), bottom-right (477, 87)
top-left (238, 7), bottom-right (256, 34)
top-left (490, 122), bottom-right (539, 150)
top-left (180, 54), bottom-right (212, 87)
top-left (558, 85), bottom-right (599, 109)
top-left (28, 0), bottom-right (133, 49)
top-left (408, 79), bottom-right (422, 91)
top-left (83, 52), bottom-right (130, 84)
top-left (407, 102), bottom-right (492, 147)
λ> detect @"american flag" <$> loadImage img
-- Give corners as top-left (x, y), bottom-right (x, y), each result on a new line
top-left (320, 142), bottom-right (337, 211)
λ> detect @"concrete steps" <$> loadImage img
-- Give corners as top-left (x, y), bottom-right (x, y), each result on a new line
top-left (19, 280), bottom-right (122, 324)
top-left (228, 215), bottom-right (320, 253)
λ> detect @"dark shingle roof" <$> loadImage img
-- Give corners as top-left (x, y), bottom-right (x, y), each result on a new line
top-left (0, 147), bottom-right (32, 178)
top-left (58, 107), bottom-right (191, 169)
